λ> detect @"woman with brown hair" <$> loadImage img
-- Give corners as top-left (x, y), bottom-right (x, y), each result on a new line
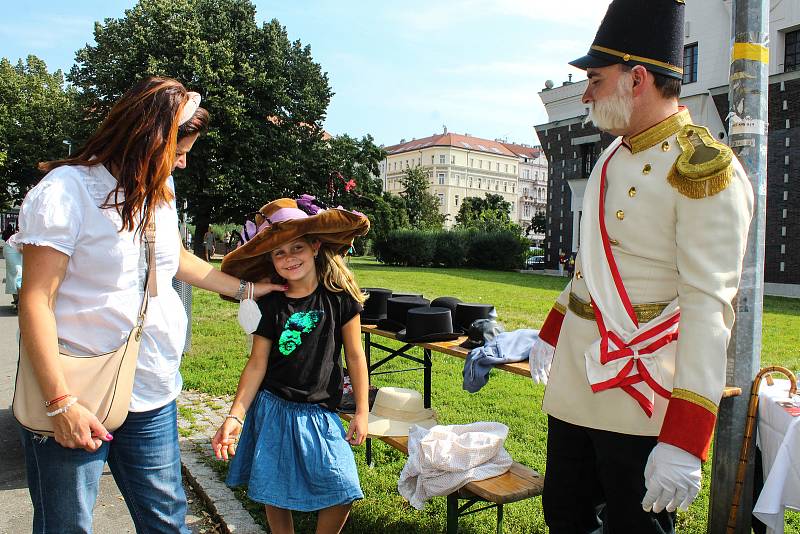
top-left (11, 76), bottom-right (284, 533)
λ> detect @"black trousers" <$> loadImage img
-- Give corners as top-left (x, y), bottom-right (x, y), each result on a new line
top-left (543, 416), bottom-right (676, 534)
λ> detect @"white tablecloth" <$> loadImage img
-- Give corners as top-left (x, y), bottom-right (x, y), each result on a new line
top-left (753, 379), bottom-right (800, 534)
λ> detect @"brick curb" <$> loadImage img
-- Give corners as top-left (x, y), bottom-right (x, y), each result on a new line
top-left (178, 390), bottom-right (264, 534)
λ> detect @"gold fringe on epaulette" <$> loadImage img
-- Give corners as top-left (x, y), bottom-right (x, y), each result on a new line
top-left (667, 164), bottom-right (733, 199)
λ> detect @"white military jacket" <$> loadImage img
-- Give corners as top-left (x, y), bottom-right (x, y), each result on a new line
top-left (538, 109), bottom-right (754, 460)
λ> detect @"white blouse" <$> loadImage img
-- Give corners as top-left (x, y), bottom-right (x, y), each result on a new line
top-left (12, 163), bottom-right (188, 412)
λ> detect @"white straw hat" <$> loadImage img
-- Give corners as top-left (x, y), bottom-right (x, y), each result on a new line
top-left (367, 387), bottom-right (437, 437)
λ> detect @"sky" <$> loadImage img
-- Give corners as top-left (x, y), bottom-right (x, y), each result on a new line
top-left (0, 0), bottom-right (612, 147)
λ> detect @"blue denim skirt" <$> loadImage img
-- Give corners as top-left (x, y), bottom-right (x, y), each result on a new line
top-left (226, 389), bottom-right (363, 511)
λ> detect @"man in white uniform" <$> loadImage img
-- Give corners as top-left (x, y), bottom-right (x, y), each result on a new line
top-left (529, 1), bottom-right (754, 532)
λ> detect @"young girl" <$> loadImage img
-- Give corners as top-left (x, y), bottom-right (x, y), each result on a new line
top-left (213, 197), bottom-right (371, 534)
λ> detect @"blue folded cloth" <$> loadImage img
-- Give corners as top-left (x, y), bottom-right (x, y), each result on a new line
top-left (462, 329), bottom-right (539, 393)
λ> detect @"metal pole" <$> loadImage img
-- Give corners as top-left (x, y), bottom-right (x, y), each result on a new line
top-left (708, 0), bottom-right (768, 532)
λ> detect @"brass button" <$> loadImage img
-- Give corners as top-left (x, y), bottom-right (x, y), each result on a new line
top-left (575, 270), bottom-right (583, 279)
top-left (623, 53), bottom-right (631, 61)
top-left (661, 141), bottom-right (670, 151)
top-left (642, 164), bottom-right (652, 175)
top-left (616, 209), bottom-right (625, 220)
top-left (609, 238), bottom-right (620, 246)
top-left (628, 187), bottom-right (637, 197)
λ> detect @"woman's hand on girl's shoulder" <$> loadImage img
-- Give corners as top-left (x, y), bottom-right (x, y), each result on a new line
top-left (252, 280), bottom-right (289, 299)
top-left (212, 418), bottom-right (242, 461)
top-left (345, 412), bottom-right (368, 447)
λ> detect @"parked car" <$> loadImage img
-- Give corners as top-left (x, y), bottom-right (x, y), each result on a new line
top-left (525, 255), bottom-right (545, 268)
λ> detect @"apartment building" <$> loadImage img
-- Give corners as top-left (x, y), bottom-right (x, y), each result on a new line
top-left (380, 131), bottom-right (520, 229)
top-left (534, 0), bottom-right (800, 295)
top-left (501, 142), bottom-right (548, 242)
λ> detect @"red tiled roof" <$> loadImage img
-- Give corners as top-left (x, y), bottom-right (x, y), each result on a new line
top-left (385, 133), bottom-right (518, 157)
top-left (500, 142), bottom-right (542, 159)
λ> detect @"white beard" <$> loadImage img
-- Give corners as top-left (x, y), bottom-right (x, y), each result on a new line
top-left (584, 75), bottom-right (634, 132)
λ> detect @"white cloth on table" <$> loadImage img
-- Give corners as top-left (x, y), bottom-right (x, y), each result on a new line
top-left (10, 164), bottom-right (187, 412)
top-left (754, 379), bottom-right (800, 534)
top-left (398, 421), bottom-right (512, 509)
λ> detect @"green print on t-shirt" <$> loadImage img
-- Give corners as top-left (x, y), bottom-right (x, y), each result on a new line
top-left (278, 310), bottom-right (324, 355)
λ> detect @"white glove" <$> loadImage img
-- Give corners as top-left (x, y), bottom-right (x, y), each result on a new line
top-left (642, 443), bottom-right (702, 513)
top-left (529, 337), bottom-right (555, 385)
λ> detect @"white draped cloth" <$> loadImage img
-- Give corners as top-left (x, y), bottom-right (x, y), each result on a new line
top-left (754, 379), bottom-right (800, 534)
top-left (398, 422), bottom-right (512, 509)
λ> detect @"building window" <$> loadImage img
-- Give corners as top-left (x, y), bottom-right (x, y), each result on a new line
top-left (470, 158), bottom-right (474, 167)
top-left (469, 177), bottom-right (473, 187)
top-left (438, 173), bottom-right (445, 185)
top-left (478, 178), bottom-right (482, 188)
top-left (683, 43), bottom-right (698, 84)
top-left (496, 162), bottom-right (500, 172)
top-left (437, 193), bottom-right (444, 206)
top-left (523, 169), bottom-right (530, 179)
top-left (479, 160), bottom-right (483, 169)
top-left (786, 29), bottom-right (800, 72)
top-left (523, 187), bottom-right (529, 197)
top-left (505, 164), bottom-right (509, 173)
top-left (439, 154), bottom-right (446, 164)
top-left (451, 156), bottom-right (456, 164)
top-left (455, 195), bottom-right (459, 206)
top-left (431, 155), bottom-right (435, 164)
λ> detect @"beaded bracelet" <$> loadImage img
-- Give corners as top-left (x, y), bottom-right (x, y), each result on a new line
top-left (46, 396), bottom-right (78, 417)
top-left (225, 414), bottom-right (244, 426)
top-left (44, 393), bottom-right (71, 407)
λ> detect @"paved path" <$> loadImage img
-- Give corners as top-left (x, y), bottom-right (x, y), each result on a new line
top-left (0, 258), bottom-right (246, 533)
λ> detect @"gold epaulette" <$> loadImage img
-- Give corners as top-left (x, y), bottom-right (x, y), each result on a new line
top-left (667, 124), bottom-right (733, 199)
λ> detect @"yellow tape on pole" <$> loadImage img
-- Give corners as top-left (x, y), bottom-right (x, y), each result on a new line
top-left (732, 43), bottom-right (769, 63)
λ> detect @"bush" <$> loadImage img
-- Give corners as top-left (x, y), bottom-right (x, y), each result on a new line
top-left (374, 229), bottom-right (436, 266)
top-left (467, 230), bottom-right (528, 270)
top-left (433, 230), bottom-right (470, 267)
top-left (375, 228), bottom-right (527, 270)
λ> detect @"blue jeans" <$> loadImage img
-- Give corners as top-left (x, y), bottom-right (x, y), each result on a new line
top-left (20, 400), bottom-right (189, 534)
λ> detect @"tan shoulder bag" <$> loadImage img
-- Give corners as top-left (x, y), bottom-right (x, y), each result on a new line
top-left (13, 223), bottom-right (157, 436)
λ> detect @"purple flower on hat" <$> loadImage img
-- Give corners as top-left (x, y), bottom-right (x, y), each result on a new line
top-left (297, 194), bottom-right (321, 215)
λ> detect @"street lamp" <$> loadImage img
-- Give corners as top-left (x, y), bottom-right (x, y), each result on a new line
top-left (62, 139), bottom-right (72, 156)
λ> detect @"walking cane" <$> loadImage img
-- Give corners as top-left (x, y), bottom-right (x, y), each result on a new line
top-left (726, 366), bottom-right (797, 533)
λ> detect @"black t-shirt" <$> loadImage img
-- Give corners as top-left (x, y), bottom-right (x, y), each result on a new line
top-left (254, 285), bottom-right (362, 410)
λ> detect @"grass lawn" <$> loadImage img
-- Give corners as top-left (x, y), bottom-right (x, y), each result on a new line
top-left (182, 257), bottom-right (800, 533)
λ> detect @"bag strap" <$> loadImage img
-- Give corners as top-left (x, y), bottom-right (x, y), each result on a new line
top-left (134, 221), bottom-right (157, 332)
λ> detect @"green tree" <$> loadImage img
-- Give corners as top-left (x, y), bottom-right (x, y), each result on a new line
top-left (399, 166), bottom-right (445, 230)
top-left (67, 0), bottom-right (333, 253)
top-left (0, 56), bottom-right (79, 209)
top-left (319, 134), bottom-right (385, 209)
top-left (528, 213), bottom-right (547, 235)
top-left (454, 192), bottom-right (516, 232)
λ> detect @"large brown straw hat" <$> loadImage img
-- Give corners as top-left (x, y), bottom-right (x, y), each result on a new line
top-left (221, 196), bottom-right (370, 282)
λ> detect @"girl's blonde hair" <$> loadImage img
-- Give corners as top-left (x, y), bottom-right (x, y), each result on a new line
top-left (314, 240), bottom-right (365, 305)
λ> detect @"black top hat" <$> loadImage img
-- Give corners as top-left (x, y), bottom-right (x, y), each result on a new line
top-left (397, 307), bottom-right (461, 343)
top-left (392, 292), bottom-right (424, 299)
top-left (569, 0), bottom-right (686, 80)
top-left (454, 303), bottom-right (496, 333)
top-left (460, 319), bottom-right (505, 350)
top-left (361, 288), bottom-right (392, 325)
top-left (376, 296), bottom-right (430, 332)
top-left (430, 296), bottom-right (462, 316)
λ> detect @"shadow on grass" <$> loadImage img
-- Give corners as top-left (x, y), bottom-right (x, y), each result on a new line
top-left (350, 259), bottom-right (566, 292)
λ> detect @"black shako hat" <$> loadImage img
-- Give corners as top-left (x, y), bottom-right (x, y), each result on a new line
top-left (361, 288), bottom-right (392, 325)
top-left (569, 0), bottom-right (686, 80)
top-left (397, 307), bottom-right (461, 343)
top-left (453, 303), bottom-right (496, 333)
top-left (376, 296), bottom-right (430, 332)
